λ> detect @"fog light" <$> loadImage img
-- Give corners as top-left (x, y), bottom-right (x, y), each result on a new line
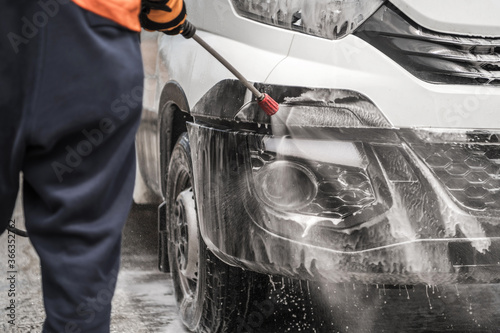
top-left (255, 161), bottom-right (317, 210)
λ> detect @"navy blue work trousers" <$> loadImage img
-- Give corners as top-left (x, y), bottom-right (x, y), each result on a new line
top-left (0, 1), bottom-right (143, 332)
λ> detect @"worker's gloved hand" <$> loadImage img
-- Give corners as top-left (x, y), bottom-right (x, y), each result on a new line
top-left (140, 0), bottom-right (187, 35)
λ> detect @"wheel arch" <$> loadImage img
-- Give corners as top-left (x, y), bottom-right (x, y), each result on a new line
top-left (158, 81), bottom-right (193, 197)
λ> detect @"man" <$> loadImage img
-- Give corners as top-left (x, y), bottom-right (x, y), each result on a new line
top-left (0, 0), bottom-right (185, 331)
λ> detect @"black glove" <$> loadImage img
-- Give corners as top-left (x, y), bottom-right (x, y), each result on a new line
top-left (140, 0), bottom-right (187, 35)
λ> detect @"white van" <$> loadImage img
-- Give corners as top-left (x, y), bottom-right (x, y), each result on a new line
top-left (135, 1), bottom-right (500, 331)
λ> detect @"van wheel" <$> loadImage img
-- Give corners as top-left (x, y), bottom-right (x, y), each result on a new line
top-left (166, 133), bottom-right (267, 332)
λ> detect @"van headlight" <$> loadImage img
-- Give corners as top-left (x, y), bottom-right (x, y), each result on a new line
top-left (254, 160), bottom-right (318, 210)
top-left (230, 0), bottom-right (386, 39)
top-left (249, 136), bottom-right (381, 225)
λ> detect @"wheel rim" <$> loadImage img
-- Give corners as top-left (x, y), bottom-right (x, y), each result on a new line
top-left (173, 187), bottom-right (199, 299)
top-left (166, 136), bottom-right (205, 330)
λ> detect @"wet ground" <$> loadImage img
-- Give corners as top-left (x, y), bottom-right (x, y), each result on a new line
top-left (0, 199), bottom-right (190, 333)
top-left (2, 201), bottom-right (500, 332)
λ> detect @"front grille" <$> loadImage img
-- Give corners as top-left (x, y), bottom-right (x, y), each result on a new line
top-left (410, 132), bottom-right (500, 212)
top-left (355, 4), bottom-right (500, 85)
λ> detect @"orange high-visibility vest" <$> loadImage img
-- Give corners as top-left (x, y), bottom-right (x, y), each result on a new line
top-left (72, 0), bottom-right (142, 31)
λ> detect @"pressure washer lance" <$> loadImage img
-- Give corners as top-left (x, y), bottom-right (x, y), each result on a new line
top-left (174, 21), bottom-right (280, 116)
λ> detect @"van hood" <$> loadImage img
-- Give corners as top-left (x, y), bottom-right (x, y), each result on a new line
top-left (390, 0), bottom-right (500, 37)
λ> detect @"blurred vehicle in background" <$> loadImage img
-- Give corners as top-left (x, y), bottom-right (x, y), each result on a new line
top-left (135, 0), bottom-right (500, 331)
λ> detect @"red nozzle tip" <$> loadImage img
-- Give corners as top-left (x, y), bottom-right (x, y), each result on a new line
top-left (258, 93), bottom-right (279, 116)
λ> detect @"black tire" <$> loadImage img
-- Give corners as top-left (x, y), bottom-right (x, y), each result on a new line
top-left (165, 133), bottom-right (268, 333)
